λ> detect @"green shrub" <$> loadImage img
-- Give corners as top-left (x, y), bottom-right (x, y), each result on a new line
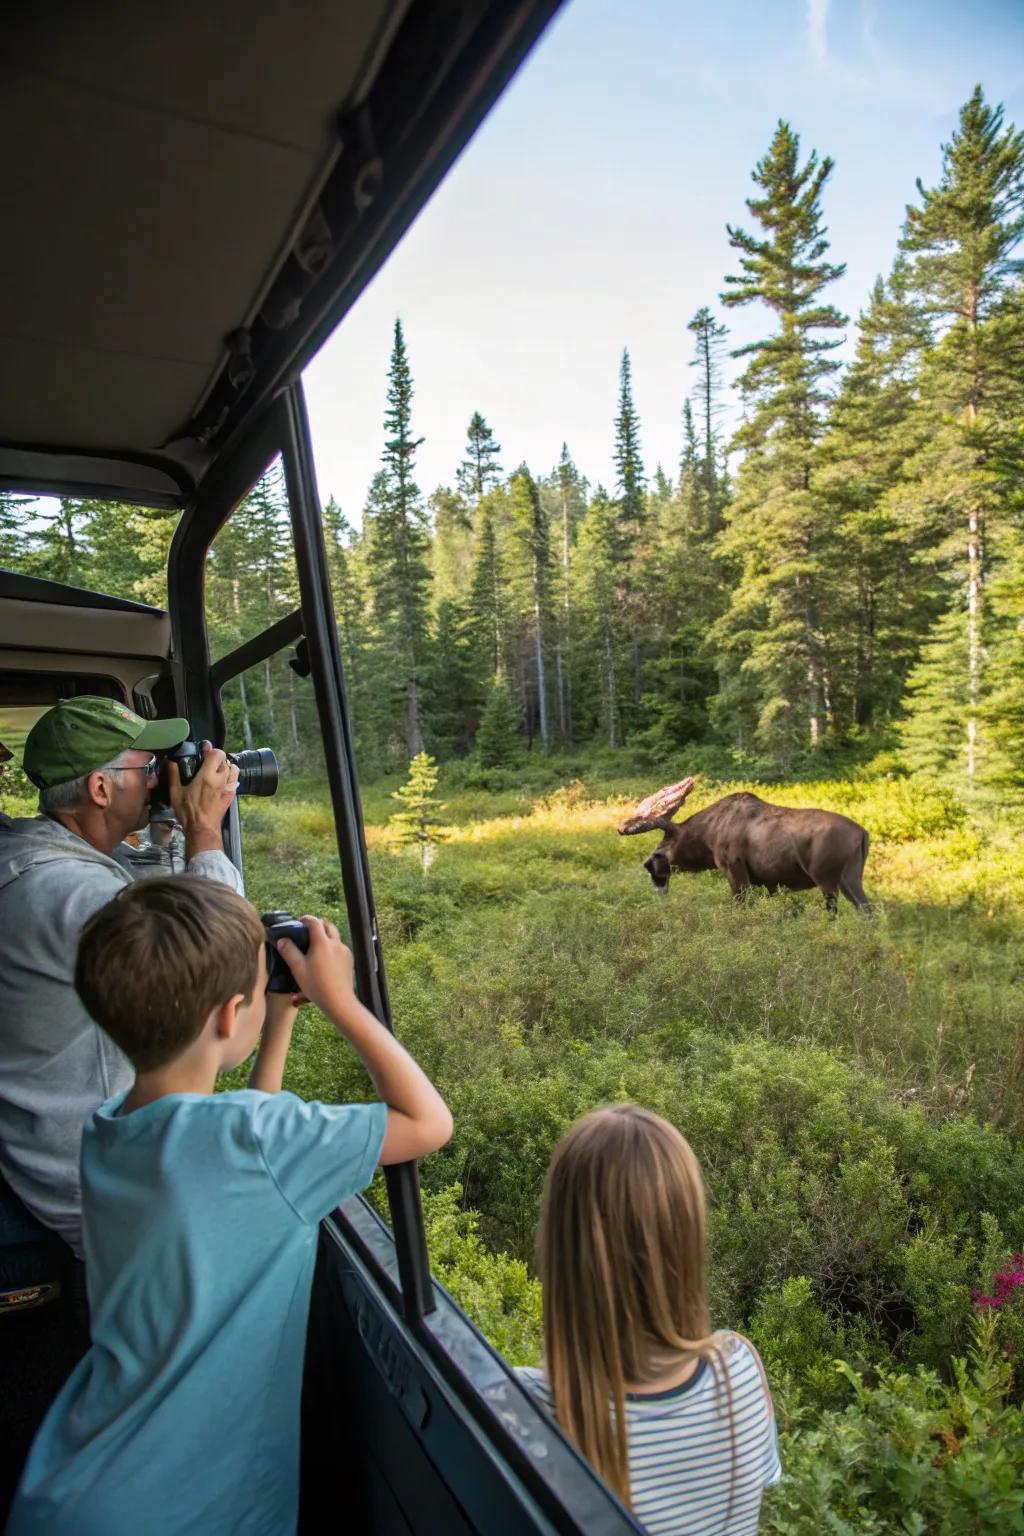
top-left (763, 1316), bottom-right (1024, 1533)
top-left (230, 762), bottom-right (1024, 1511)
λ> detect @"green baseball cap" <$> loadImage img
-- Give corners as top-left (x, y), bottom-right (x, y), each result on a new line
top-left (23, 697), bottom-right (189, 789)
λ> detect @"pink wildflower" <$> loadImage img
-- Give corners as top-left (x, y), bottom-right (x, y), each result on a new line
top-left (972, 1254), bottom-right (1024, 1312)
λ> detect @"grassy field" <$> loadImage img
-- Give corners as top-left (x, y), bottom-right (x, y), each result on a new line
top-left (8, 755), bottom-right (1019, 1526)
top-left (237, 761), bottom-right (1024, 1530)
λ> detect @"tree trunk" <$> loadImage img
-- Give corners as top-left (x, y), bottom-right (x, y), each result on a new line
top-left (561, 485), bottom-right (573, 746)
top-left (237, 670), bottom-right (255, 749)
top-left (604, 618), bottom-right (617, 749)
top-left (405, 673), bottom-right (423, 758)
top-left (555, 644), bottom-right (567, 745)
top-left (966, 504), bottom-right (981, 779)
top-left (264, 656), bottom-right (276, 732)
top-left (534, 603), bottom-right (549, 753)
top-left (231, 577), bottom-right (254, 748)
top-left (288, 668), bottom-right (299, 749)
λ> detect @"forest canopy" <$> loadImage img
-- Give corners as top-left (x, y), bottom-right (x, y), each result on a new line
top-left (3, 87), bottom-right (1022, 801)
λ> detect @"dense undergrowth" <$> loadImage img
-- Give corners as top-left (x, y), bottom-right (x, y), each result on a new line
top-left (7, 752), bottom-right (1014, 1526)
top-left (227, 757), bottom-right (1024, 1529)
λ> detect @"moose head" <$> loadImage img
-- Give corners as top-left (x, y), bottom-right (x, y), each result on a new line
top-left (617, 776), bottom-right (700, 890)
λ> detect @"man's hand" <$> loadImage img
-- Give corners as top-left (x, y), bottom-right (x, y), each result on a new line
top-left (275, 918), bottom-right (354, 1023)
top-left (168, 741), bottom-right (240, 859)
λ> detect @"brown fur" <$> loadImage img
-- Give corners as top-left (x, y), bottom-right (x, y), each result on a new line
top-left (622, 786), bottom-right (871, 914)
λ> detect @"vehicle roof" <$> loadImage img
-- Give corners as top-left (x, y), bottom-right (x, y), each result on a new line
top-left (0, 0), bottom-right (560, 508)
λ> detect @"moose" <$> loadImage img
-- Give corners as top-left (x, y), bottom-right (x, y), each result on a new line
top-left (618, 777), bottom-right (871, 914)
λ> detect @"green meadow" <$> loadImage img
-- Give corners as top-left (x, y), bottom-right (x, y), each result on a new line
top-left (236, 762), bottom-right (1024, 1532)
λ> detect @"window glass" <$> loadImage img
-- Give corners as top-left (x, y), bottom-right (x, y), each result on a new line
top-left (205, 458), bottom-right (300, 664)
top-left (0, 489), bottom-right (177, 607)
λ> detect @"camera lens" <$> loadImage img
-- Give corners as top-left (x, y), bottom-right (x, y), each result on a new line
top-left (229, 747), bottom-right (279, 797)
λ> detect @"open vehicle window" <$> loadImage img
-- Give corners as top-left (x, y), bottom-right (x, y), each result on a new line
top-left (206, 458), bottom-right (299, 664)
top-left (0, 491), bottom-right (177, 609)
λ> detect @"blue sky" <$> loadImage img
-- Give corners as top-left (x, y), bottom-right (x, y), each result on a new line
top-left (302, 0), bottom-right (1024, 523)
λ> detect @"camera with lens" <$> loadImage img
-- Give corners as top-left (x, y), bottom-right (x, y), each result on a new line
top-left (262, 911), bottom-right (310, 993)
top-left (151, 739), bottom-right (279, 813)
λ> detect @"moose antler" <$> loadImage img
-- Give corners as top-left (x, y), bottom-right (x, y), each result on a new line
top-left (617, 776), bottom-right (696, 836)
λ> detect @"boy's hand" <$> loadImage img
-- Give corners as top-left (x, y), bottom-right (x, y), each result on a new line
top-left (264, 990), bottom-right (306, 1029)
top-left (275, 917), bottom-right (354, 1020)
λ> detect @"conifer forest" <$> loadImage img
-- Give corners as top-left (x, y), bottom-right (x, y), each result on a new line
top-left (4, 88), bottom-right (1024, 1529)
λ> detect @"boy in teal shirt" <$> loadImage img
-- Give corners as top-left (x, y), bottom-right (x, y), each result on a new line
top-left (8, 878), bottom-right (452, 1536)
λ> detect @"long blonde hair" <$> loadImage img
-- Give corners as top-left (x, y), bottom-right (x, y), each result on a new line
top-left (536, 1104), bottom-right (734, 1513)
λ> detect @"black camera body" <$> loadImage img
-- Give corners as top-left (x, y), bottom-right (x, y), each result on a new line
top-left (262, 911), bottom-right (311, 993)
top-left (151, 740), bottom-right (279, 814)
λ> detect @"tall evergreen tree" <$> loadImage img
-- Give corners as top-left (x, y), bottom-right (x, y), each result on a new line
top-left (687, 306), bottom-right (729, 530)
top-left (613, 348), bottom-right (646, 553)
top-left (0, 491), bottom-right (31, 569)
top-left (714, 121), bottom-right (848, 759)
top-left (541, 444), bottom-right (587, 747)
top-left (429, 486), bottom-right (475, 603)
top-left (508, 466), bottom-right (552, 753)
top-left (896, 88), bottom-right (1024, 783)
top-left (573, 487), bottom-right (623, 748)
top-left (611, 348), bottom-right (649, 724)
top-left (425, 598), bottom-right (479, 758)
top-left (366, 319), bottom-right (432, 759)
top-left (28, 498), bottom-right (93, 588)
top-left (468, 493), bottom-right (510, 682)
top-left (813, 258), bottom-right (936, 730)
top-left (456, 412), bottom-right (503, 501)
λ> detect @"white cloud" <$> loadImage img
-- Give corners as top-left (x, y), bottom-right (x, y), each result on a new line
top-left (808, 0), bottom-right (830, 64)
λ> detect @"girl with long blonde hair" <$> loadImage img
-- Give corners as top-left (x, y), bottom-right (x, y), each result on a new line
top-left (518, 1105), bottom-right (780, 1534)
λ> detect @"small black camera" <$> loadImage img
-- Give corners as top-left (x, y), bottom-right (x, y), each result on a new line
top-left (151, 740), bottom-right (279, 813)
top-left (262, 911), bottom-right (310, 993)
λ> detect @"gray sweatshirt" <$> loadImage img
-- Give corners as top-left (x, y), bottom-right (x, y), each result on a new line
top-left (0, 814), bottom-right (243, 1258)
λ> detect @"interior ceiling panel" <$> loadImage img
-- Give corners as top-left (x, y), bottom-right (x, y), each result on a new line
top-left (0, 0), bottom-right (400, 452)
top-left (0, 0), bottom-right (563, 505)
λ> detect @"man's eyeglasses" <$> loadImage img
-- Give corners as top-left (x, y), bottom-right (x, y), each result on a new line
top-left (116, 755), bottom-right (158, 777)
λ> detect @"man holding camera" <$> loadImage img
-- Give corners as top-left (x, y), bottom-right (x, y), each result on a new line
top-left (0, 697), bottom-right (244, 1260)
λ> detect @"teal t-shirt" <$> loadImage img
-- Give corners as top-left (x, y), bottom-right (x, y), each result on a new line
top-left (8, 1089), bottom-right (388, 1536)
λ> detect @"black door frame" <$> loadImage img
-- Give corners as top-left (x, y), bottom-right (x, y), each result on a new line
top-left (166, 384), bottom-right (433, 1318)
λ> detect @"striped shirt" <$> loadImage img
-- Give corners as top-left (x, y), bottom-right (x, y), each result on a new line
top-left (517, 1334), bottom-right (781, 1536)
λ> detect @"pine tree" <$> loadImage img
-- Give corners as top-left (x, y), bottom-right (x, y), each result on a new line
top-left (813, 258), bottom-right (936, 731)
top-left (896, 88), bottom-right (1024, 784)
top-left (430, 486), bottom-right (475, 604)
top-left (0, 491), bottom-right (32, 569)
top-left (572, 487), bottom-right (623, 748)
top-left (508, 466), bottom-right (552, 753)
top-left (467, 491), bottom-right (511, 682)
top-left (613, 348), bottom-right (646, 555)
top-left (611, 348), bottom-right (649, 728)
top-left (540, 444), bottom-right (587, 747)
top-left (28, 498), bottom-right (93, 587)
top-left (476, 678), bottom-right (520, 767)
top-left (322, 499), bottom-right (384, 773)
top-left (687, 307), bottom-right (729, 531)
top-left (981, 536), bottom-right (1024, 797)
top-left (714, 121), bottom-right (848, 760)
top-left (366, 319), bottom-right (432, 760)
top-left (389, 752), bottom-right (445, 869)
top-left (425, 598), bottom-right (479, 757)
top-left (636, 433), bottom-right (721, 757)
top-left (456, 412), bottom-right (503, 501)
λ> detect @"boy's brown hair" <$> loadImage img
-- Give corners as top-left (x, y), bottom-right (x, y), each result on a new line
top-left (75, 876), bottom-right (266, 1072)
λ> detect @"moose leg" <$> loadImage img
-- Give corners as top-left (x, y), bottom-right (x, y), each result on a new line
top-left (840, 872), bottom-right (872, 914)
top-left (823, 888), bottom-right (839, 918)
top-left (723, 858), bottom-right (751, 902)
